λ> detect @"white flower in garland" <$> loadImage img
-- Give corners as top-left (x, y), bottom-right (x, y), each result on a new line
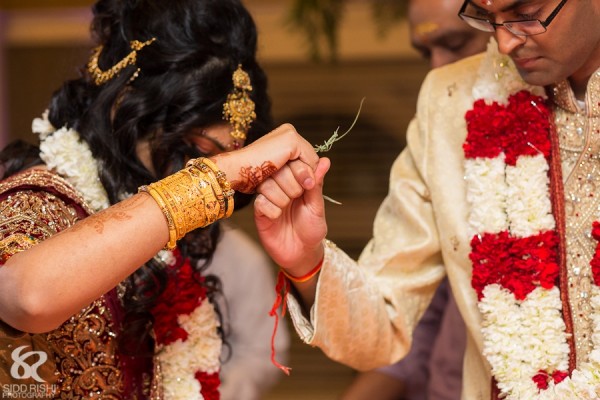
top-left (158, 300), bottom-right (222, 400)
top-left (479, 285), bottom-right (570, 397)
top-left (32, 110), bottom-right (54, 140)
top-left (34, 111), bottom-right (110, 212)
top-left (505, 155), bottom-right (555, 237)
top-left (465, 156), bottom-right (509, 235)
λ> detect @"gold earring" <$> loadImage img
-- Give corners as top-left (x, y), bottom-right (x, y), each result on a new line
top-left (222, 64), bottom-right (256, 142)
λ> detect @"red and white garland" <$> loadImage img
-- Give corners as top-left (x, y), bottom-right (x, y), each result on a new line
top-left (464, 40), bottom-right (600, 398)
top-left (33, 113), bottom-right (222, 399)
top-left (151, 250), bottom-right (221, 400)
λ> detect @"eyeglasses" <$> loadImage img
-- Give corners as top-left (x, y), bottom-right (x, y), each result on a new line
top-left (458, 0), bottom-right (568, 36)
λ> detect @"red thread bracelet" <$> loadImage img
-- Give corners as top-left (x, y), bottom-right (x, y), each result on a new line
top-left (280, 256), bottom-right (324, 283)
top-left (269, 256), bottom-right (324, 374)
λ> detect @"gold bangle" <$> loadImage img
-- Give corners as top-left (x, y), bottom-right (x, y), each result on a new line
top-left (203, 158), bottom-right (235, 218)
top-left (187, 157), bottom-right (235, 218)
top-left (201, 163), bottom-right (227, 220)
top-left (139, 184), bottom-right (178, 249)
top-left (138, 164), bottom-right (222, 250)
top-left (194, 157), bottom-right (220, 174)
top-left (215, 170), bottom-right (235, 218)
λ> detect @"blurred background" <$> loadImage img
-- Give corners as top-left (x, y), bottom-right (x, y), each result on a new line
top-left (0, 1), bottom-right (429, 398)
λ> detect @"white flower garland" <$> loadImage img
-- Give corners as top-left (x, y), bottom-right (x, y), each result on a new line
top-left (466, 39), bottom-right (600, 399)
top-left (33, 111), bottom-right (110, 212)
top-left (159, 300), bottom-right (222, 399)
top-left (32, 112), bottom-right (220, 399)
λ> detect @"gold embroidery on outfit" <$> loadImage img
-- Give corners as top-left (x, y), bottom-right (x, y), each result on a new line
top-left (0, 169), bottom-right (127, 399)
top-left (0, 233), bottom-right (36, 263)
top-left (46, 299), bottom-right (123, 397)
top-left (0, 170), bottom-right (88, 262)
top-left (150, 357), bottom-right (164, 400)
top-left (553, 70), bottom-right (600, 364)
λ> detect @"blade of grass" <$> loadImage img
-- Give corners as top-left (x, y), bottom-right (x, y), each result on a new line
top-left (313, 97), bottom-right (365, 205)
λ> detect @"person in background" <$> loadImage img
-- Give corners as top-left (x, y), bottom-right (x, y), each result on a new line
top-left (253, 0), bottom-right (600, 398)
top-left (341, 1), bottom-right (490, 398)
top-left (0, 0), bottom-right (320, 398)
top-left (407, 0), bottom-right (490, 68)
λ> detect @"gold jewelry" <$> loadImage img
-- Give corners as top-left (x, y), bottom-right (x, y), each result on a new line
top-left (140, 183), bottom-right (179, 249)
top-left (87, 38), bottom-right (157, 86)
top-left (139, 157), bottom-right (235, 250)
top-left (198, 161), bottom-right (226, 220)
top-left (197, 157), bottom-right (235, 214)
top-left (222, 64), bottom-right (256, 143)
top-left (216, 170), bottom-right (234, 218)
top-left (186, 157), bottom-right (235, 218)
top-left (139, 164), bottom-right (220, 250)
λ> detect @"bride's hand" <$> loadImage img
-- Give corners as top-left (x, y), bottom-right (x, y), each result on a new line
top-left (210, 123), bottom-right (319, 194)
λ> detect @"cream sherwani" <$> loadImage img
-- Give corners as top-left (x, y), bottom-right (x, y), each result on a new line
top-left (287, 45), bottom-right (600, 400)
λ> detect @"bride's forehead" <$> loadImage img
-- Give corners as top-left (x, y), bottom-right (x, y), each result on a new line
top-left (205, 124), bottom-right (232, 138)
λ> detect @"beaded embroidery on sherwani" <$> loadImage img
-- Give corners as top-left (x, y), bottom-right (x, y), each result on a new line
top-left (554, 70), bottom-right (600, 364)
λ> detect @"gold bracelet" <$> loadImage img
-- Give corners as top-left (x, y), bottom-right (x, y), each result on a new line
top-left (139, 163), bottom-right (222, 250)
top-left (139, 184), bottom-right (178, 249)
top-left (187, 157), bottom-right (235, 218)
top-left (215, 170), bottom-right (235, 218)
top-left (200, 163), bottom-right (227, 220)
top-left (203, 158), bottom-right (235, 218)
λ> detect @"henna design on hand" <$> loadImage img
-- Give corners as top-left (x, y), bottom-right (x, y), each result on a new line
top-left (69, 195), bottom-right (142, 234)
top-left (231, 161), bottom-right (277, 193)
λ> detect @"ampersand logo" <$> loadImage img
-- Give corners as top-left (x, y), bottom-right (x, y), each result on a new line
top-left (10, 346), bottom-right (48, 383)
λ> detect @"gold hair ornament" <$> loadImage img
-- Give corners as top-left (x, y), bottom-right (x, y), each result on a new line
top-left (87, 38), bottom-right (157, 86)
top-left (222, 65), bottom-right (256, 144)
